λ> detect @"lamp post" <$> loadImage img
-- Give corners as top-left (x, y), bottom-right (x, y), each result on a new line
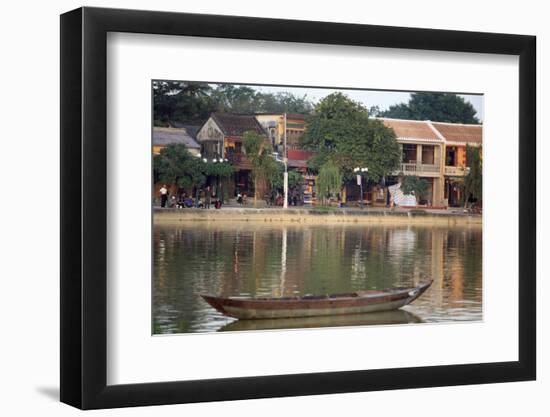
top-left (353, 167), bottom-right (368, 209)
top-left (197, 154), bottom-right (229, 206)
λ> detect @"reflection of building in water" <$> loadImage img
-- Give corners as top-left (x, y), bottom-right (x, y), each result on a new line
top-left (155, 233), bottom-right (167, 289)
top-left (430, 229), bottom-right (445, 307)
top-left (387, 227), bottom-right (416, 255)
top-left (449, 257), bottom-right (465, 303)
top-left (281, 227), bottom-right (311, 297)
top-left (350, 244), bottom-right (366, 285)
top-left (277, 227), bottom-right (288, 297)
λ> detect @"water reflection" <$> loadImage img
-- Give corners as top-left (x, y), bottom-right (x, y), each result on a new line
top-left (153, 223), bottom-right (482, 334)
top-left (219, 309), bottom-right (423, 332)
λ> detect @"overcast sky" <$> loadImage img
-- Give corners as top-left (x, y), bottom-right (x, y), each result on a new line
top-left (253, 85), bottom-right (484, 122)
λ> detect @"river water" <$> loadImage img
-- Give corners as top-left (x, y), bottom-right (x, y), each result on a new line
top-left (153, 222), bottom-right (482, 334)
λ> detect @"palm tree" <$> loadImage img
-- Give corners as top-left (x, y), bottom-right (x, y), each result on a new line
top-left (242, 130), bottom-right (279, 207)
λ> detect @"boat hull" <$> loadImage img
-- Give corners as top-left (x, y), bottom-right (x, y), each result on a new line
top-left (201, 281), bottom-right (432, 320)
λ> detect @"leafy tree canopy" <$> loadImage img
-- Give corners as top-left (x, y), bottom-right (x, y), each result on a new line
top-left (400, 175), bottom-right (429, 204)
top-left (271, 167), bottom-right (304, 191)
top-left (242, 130), bottom-right (281, 205)
top-left (153, 144), bottom-right (233, 189)
top-left (301, 92), bottom-right (401, 183)
top-left (380, 92), bottom-right (480, 124)
top-left (153, 81), bottom-right (216, 125)
top-left (464, 145), bottom-right (482, 204)
top-left (316, 162), bottom-right (343, 203)
top-left (153, 81), bottom-right (314, 125)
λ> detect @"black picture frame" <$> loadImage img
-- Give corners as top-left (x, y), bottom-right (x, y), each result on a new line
top-left (60, 6), bottom-right (536, 410)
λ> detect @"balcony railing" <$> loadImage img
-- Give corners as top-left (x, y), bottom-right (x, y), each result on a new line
top-left (444, 166), bottom-right (469, 176)
top-left (226, 152), bottom-right (253, 169)
top-left (225, 152), bottom-right (242, 164)
top-left (394, 163), bottom-right (440, 176)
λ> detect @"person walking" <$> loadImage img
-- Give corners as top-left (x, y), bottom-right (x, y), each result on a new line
top-left (159, 184), bottom-right (168, 208)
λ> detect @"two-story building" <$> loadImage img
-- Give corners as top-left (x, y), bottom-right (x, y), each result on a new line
top-left (379, 118), bottom-right (446, 206)
top-left (432, 122), bottom-right (482, 207)
top-left (196, 112), bottom-right (268, 197)
top-left (377, 118), bottom-right (482, 207)
top-left (255, 113), bottom-right (306, 154)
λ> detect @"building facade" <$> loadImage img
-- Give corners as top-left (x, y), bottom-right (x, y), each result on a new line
top-left (255, 113), bottom-right (306, 154)
top-left (196, 113), bottom-right (268, 197)
top-left (152, 126), bottom-right (201, 156)
top-left (431, 122), bottom-right (482, 207)
top-left (378, 118), bottom-right (482, 207)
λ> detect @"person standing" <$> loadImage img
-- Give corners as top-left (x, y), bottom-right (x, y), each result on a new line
top-left (159, 184), bottom-right (168, 208)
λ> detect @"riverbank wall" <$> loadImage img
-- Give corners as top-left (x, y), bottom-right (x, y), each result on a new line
top-left (153, 207), bottom-right (482, 226)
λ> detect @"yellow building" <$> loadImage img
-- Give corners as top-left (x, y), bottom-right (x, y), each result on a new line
top-left (152, 126), bottom-right (201, 156)
top-left (378, 118), bottom-right (482, 207)
top-left (431, 122), bottom-right (482, 207)
top-left (255, 113), bottom-right (306, 154)
top-left (379, 118), bottom-right (446, 206)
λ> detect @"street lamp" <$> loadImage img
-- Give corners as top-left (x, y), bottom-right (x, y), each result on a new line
top-left (354, 167), bottom-right (368, 209)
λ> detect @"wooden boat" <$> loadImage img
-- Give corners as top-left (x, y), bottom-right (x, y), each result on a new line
top-left (201, 280), bottom-right (432, 320)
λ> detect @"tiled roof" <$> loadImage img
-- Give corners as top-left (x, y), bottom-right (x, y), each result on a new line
top-left (254, 113), bottom-right (306, 120)
top-left (288, 159), bottom-right (308, 168)
top-left (167, 121), bottom-right (200, 138)
top-left (153, 127), bottom-right (200, 148)
top-left (287, 150), bottom-right (313, 160)
top-left (431, 122), bottom-right (482, 144)
top-left (211, 113), bottom-right (266, 137)
top-left (287, 113), bottom-right (306, 120)
top-left (378, 118), bottom-right (441, 142)
top-left (287, 149), bottom-right (313, 169)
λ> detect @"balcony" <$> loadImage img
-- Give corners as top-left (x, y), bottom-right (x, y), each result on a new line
top-left (444, 166), bottom-right (469, 176)
top-left (226, 152), bottom-right (252, 170)
top-left (394, 163), bottom-right (441, 177)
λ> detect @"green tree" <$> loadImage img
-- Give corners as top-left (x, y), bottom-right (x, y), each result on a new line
top-left (400, 175), bottom-right (429, 204)
top-left (153, 81), bottom-right (216, 125)
top-left (464, 145), bottom-right (482, 206)
top-left (271, 167), bottom-right (303, 192)
top-left (212, 85), bottom-right (314, 114)
top-left (153, 144), bottom-right (235, 202)
top-left (153, 144), bottom-right (206, 189)
top-left (203, 160), bottom-right (234, 178)
top-left (301, 92), bottom-right (400, 183)
top-left (287, 170), bottom-right (304, 190)
top-left (316, 162), bottom-right (343, 205)
top-left (256, 92), bottom-right (314, 114)
top-left (242, 130), bottom-right (280, 206)
top-left (380, 92), bottom-right (480, 124)
top-left (211, 85), bottom-right (260, 113)
top-left (154, 81), bottom-right (315, 127)
top-left (204, 159), bottom-right (235, 203)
